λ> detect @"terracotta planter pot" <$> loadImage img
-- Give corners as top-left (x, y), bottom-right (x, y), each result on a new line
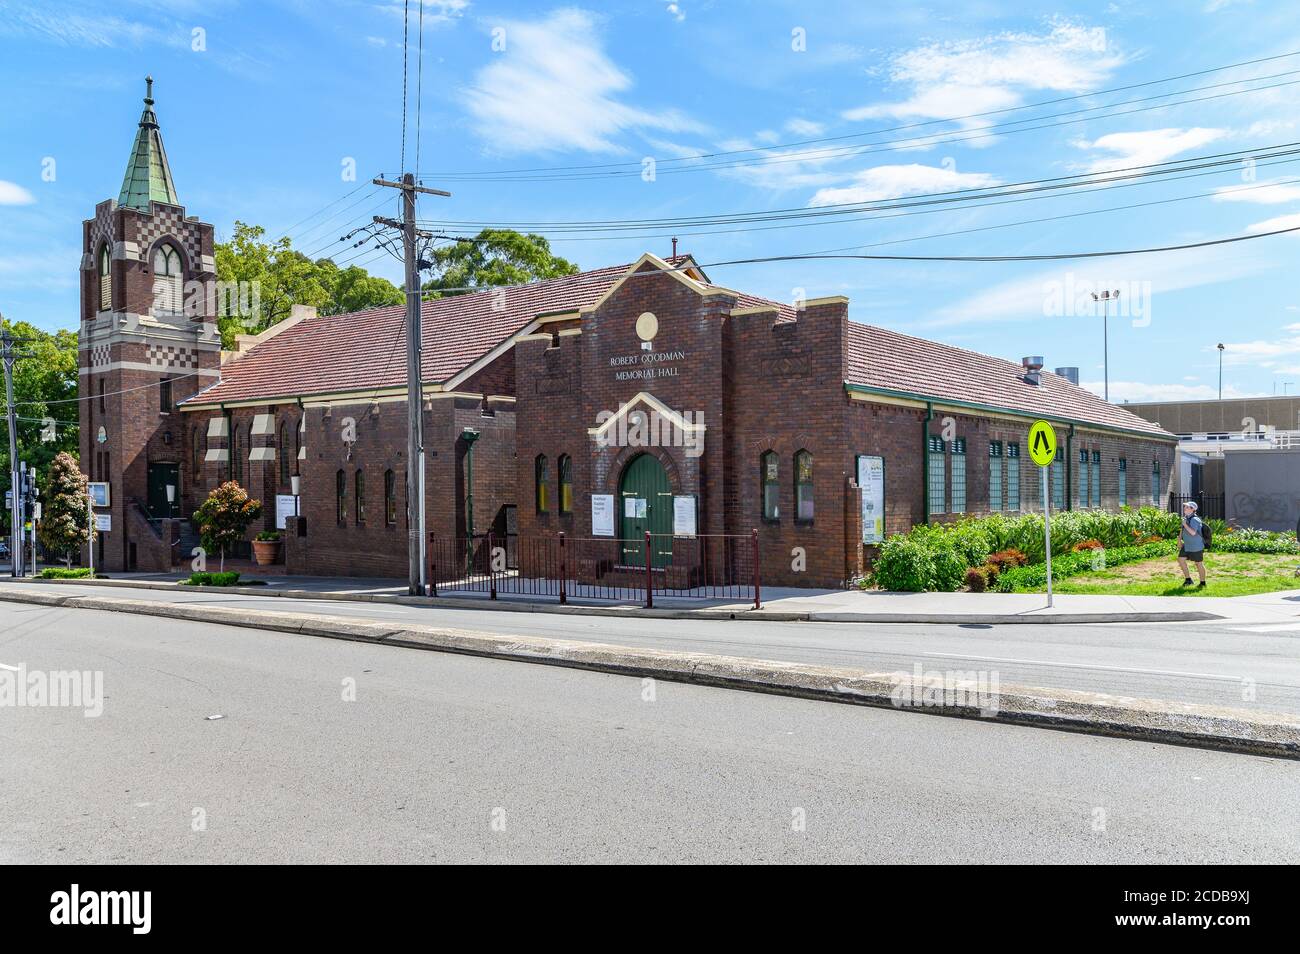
top-left (252, 540), bottom-right (282, 566)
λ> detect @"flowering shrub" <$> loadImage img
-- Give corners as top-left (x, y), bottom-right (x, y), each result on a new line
top-left (193, 482), bottom-right (263, 571)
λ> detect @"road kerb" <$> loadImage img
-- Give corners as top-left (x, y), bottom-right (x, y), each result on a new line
top-left (1, 587), bottom-right (1294, 759)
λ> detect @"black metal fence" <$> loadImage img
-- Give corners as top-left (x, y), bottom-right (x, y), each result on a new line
top-left (1167, 492), bottom-right (1225, 521)
top-left (429, 530), bottom-right (760, 609)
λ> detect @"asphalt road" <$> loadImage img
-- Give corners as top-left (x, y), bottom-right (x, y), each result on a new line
top-left (2, 601), bottom-right (1298, 863)
top-left (5, 582), bottom-right (1300, 713)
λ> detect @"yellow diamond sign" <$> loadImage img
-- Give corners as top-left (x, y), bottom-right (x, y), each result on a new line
top-left (1028, 420), bottom-right (1057, 467)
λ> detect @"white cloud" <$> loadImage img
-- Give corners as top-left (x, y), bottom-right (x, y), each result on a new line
top-left (930, 244), bottom-right (1271, 327)
top-left (1245, 212), bottom-right (1300, 234)
top-left (464, 9), bottom-right (704, 154)
top-left (844, 20), bottom-right (1126, 137)
top-left (785, 118), bottom-right (826, 138)
top-left (808, 163), bottom-right (1000, 206)
top-left (1073, 127), bottom-right (1226, 173)
top-left (666, 3), bottom-right (685, 22)
top-left (0, 181), bottom-right (35, 205)
top-left (1212, 178), bottom-right (1300, 205)
top-left (1215, 329), bottom-right (1300, 364)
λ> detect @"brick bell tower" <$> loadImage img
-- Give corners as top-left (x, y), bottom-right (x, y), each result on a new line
top-left (78, 76), bottom-right (221, 571)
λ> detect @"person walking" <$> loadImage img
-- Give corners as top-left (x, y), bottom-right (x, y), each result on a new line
top-left (1177, 500), bottom-right (1207, 589)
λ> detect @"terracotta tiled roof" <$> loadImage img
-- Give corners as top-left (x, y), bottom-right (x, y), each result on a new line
top-left (845, 322), bottom-right (1173, 437)
top-left (184, 258), bottom-right (697, 406)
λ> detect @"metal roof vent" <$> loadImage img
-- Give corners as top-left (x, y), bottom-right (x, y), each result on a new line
top-left (1054, 366), bottom-right (1079, 385)
top-left (1022, 356), bottom-right (1044, 386)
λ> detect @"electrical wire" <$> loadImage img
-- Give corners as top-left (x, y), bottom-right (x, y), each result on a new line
top-left (419, 49), bottom-right (1300, 178)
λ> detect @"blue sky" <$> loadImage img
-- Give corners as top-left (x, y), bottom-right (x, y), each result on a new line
top-left (3, 0), bottom-right (1300, 404)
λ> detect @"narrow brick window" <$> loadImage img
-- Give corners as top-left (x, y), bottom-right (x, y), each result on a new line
top-left (1090, 450), bottom-right (1101, 508)
top-left (98, 380), bottom-right (106, 413)
top-left (191, 427), bottom-right (200, 478)
top-left (760, 451), bottom-right (779, 521)
top-left (950, 438), bottom-right (967, 513)
top-left (1006, 443), bottom-right (1021, 512)
top-left (1077, 448), bottom-right (1089, 509)
top-left (336, 470), bottom-right (346, 526)
top-left (159, 377), bottom-right (172, 413)
top-left (279, 422), bottom-right (290, 484)
top-left (988, 441), bottom-right (1003, 512)
top-left (1050, 458), bottom-right (1065, 511)
top-left (927, 436), bottom-right (945, 516)
top-left (98, 245), bottom-right (111, 312)
top-left (1151, 460), bottom-right (1160, 506)
top-left (535, 455), bottom-right (550, 514)
top-left (558, 454), bottom-right (573, 513)
top-left (232, 425), bottom-right (243, 484)
top-left (794, 450), bottom-right (814, 522)
top-left (355, 469), bottom-right (366, 526)
top-left (1118, 457), bottom-right (1127, 507)
top-left (384, 469), bottom-right (396, 526)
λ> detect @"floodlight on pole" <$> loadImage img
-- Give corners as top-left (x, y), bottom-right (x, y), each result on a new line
top-left (1091, 289), bottom-right (1120, 403)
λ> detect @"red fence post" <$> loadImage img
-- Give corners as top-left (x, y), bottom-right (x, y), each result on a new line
top-left (559, 532), bottom-right (567, 606)
top-left (752, 528), bottom-right (761, 610)
top-left (644, 531), bottom-right (653, 609)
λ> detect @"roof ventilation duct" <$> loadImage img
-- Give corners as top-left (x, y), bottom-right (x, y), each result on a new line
top-left (1021, 356), bottom-right (1044, 386)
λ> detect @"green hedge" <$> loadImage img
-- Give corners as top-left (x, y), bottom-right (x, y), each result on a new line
top-left (867, 508), bottom-right (1298, 592)
top-left (38, 567), bottom-right (95, 579)
top-left (184, 571), bottom-right (241, 587)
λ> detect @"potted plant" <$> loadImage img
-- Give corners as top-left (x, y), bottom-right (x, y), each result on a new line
top-left (252, 530), bottom-right (282, 566)
top-left (194, 481), bottom-right (263, 572)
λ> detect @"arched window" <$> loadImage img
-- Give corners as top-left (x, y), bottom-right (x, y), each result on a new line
top-left (151, 244), bottom-right (183, 314)
top-left (760, 451), bottom-right (779, 521)
top-left (558, 454), bottom-right (573, 513)
top-left (279, 421), bottom-right (289, 484)
top-left (98, 245), bottom-right (111, 312)
top-left (535, 454), bottom-right (550, 513)
top-left (336, 470), bottom-right (347, 526)
top-left (355, 469), bottom-right (366, 526)
top-left (384, 469), bottom-right (396, 526)
top-left (794, 450), bottom-right (814, 522)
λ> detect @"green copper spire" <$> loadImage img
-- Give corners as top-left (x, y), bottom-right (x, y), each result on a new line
top-left (117, 75), bottom-right (179, 210)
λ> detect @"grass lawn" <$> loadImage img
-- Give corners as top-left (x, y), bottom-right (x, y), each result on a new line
top-left (1043, 551), bottom-right (1300, 597)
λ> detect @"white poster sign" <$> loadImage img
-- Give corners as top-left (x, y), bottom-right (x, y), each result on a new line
top-left (857, 455), bottom-right (886, 544)
top-left (88, 482), bottom-right (111, 508)
top-left (275, 494), bottom-right (298, 530)
top-left (672, 495), bottom-right (697, 537)
top-left (624, 497), bottom-right (646, 518)
top-left (94, 514), bottom-right (112, 532)
top-left (591, 494), bottom-right (615, 537)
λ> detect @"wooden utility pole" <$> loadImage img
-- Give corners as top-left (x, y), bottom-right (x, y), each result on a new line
top-left (372, 175), bottom-right (449, 595)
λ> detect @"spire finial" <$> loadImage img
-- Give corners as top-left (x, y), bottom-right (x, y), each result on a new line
top-left (145, 75), bottom-right (154, 105)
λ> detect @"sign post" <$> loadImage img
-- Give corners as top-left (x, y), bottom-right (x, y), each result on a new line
top-left (1028, 420), bottom-right (1058, 609)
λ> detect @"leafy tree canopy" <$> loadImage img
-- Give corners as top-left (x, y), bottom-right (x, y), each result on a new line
top-left (422, 229), bottom-right (579, 297)
top-left (214, 222), bottom-right (403, 347)
top-left (0, 318), bottom-right (79, 532)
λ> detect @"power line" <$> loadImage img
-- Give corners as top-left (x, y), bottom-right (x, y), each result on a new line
top-left (416, 142), bottom-right (1300, 233)
top-left (418, 71), bottom-right (1300, 182)
top-left (415, 0), bottom-right (424, 175)
top-left (419, 49), bottom-right (1300, 178)
top-left (400, 0), bottom-right (410, 172)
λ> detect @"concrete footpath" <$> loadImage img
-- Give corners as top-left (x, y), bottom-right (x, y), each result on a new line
top-left (8, 571), bottom-right (1299, 623)
top-left (3, 578), bottom-right (1299, 759)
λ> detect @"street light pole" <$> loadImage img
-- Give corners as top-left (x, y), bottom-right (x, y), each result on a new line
top-left (1091, 289), bottom-right (1120, 402)
top-left (1217, 342), bottom-right (1225, 400)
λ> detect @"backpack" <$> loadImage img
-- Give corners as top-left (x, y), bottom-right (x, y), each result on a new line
top-left (1200, 520), bottom-right (1213, 550)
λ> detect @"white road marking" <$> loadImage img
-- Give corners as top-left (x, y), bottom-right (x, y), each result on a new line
top-left (1231, 623), bottom-right (1300, 633)
top-left (919, 651), bottom-right (1237, 682)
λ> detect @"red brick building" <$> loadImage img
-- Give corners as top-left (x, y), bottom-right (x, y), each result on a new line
top-left (81, 84), bottom-right (1177, 586)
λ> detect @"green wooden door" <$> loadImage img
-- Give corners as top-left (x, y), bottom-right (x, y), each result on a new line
top-left (147, 463), bottom-right (180, 518)
top-left (619, 454), bottom-right (672, 567)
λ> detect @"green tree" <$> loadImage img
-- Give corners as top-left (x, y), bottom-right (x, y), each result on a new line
top-left (193, 481), bottom-right (263, 572)
top-left (422, 229), bottom-right (578, 297)
top-left (0, 318), bottom-right (79, 534)
top-left (37, 452), bottom-right (95, 567)
top-left (214, 222), bottom-right (404, 346)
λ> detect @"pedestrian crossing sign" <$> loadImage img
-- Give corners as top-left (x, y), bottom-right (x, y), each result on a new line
top-left (1028, 420), bottom-right (1057, 467)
